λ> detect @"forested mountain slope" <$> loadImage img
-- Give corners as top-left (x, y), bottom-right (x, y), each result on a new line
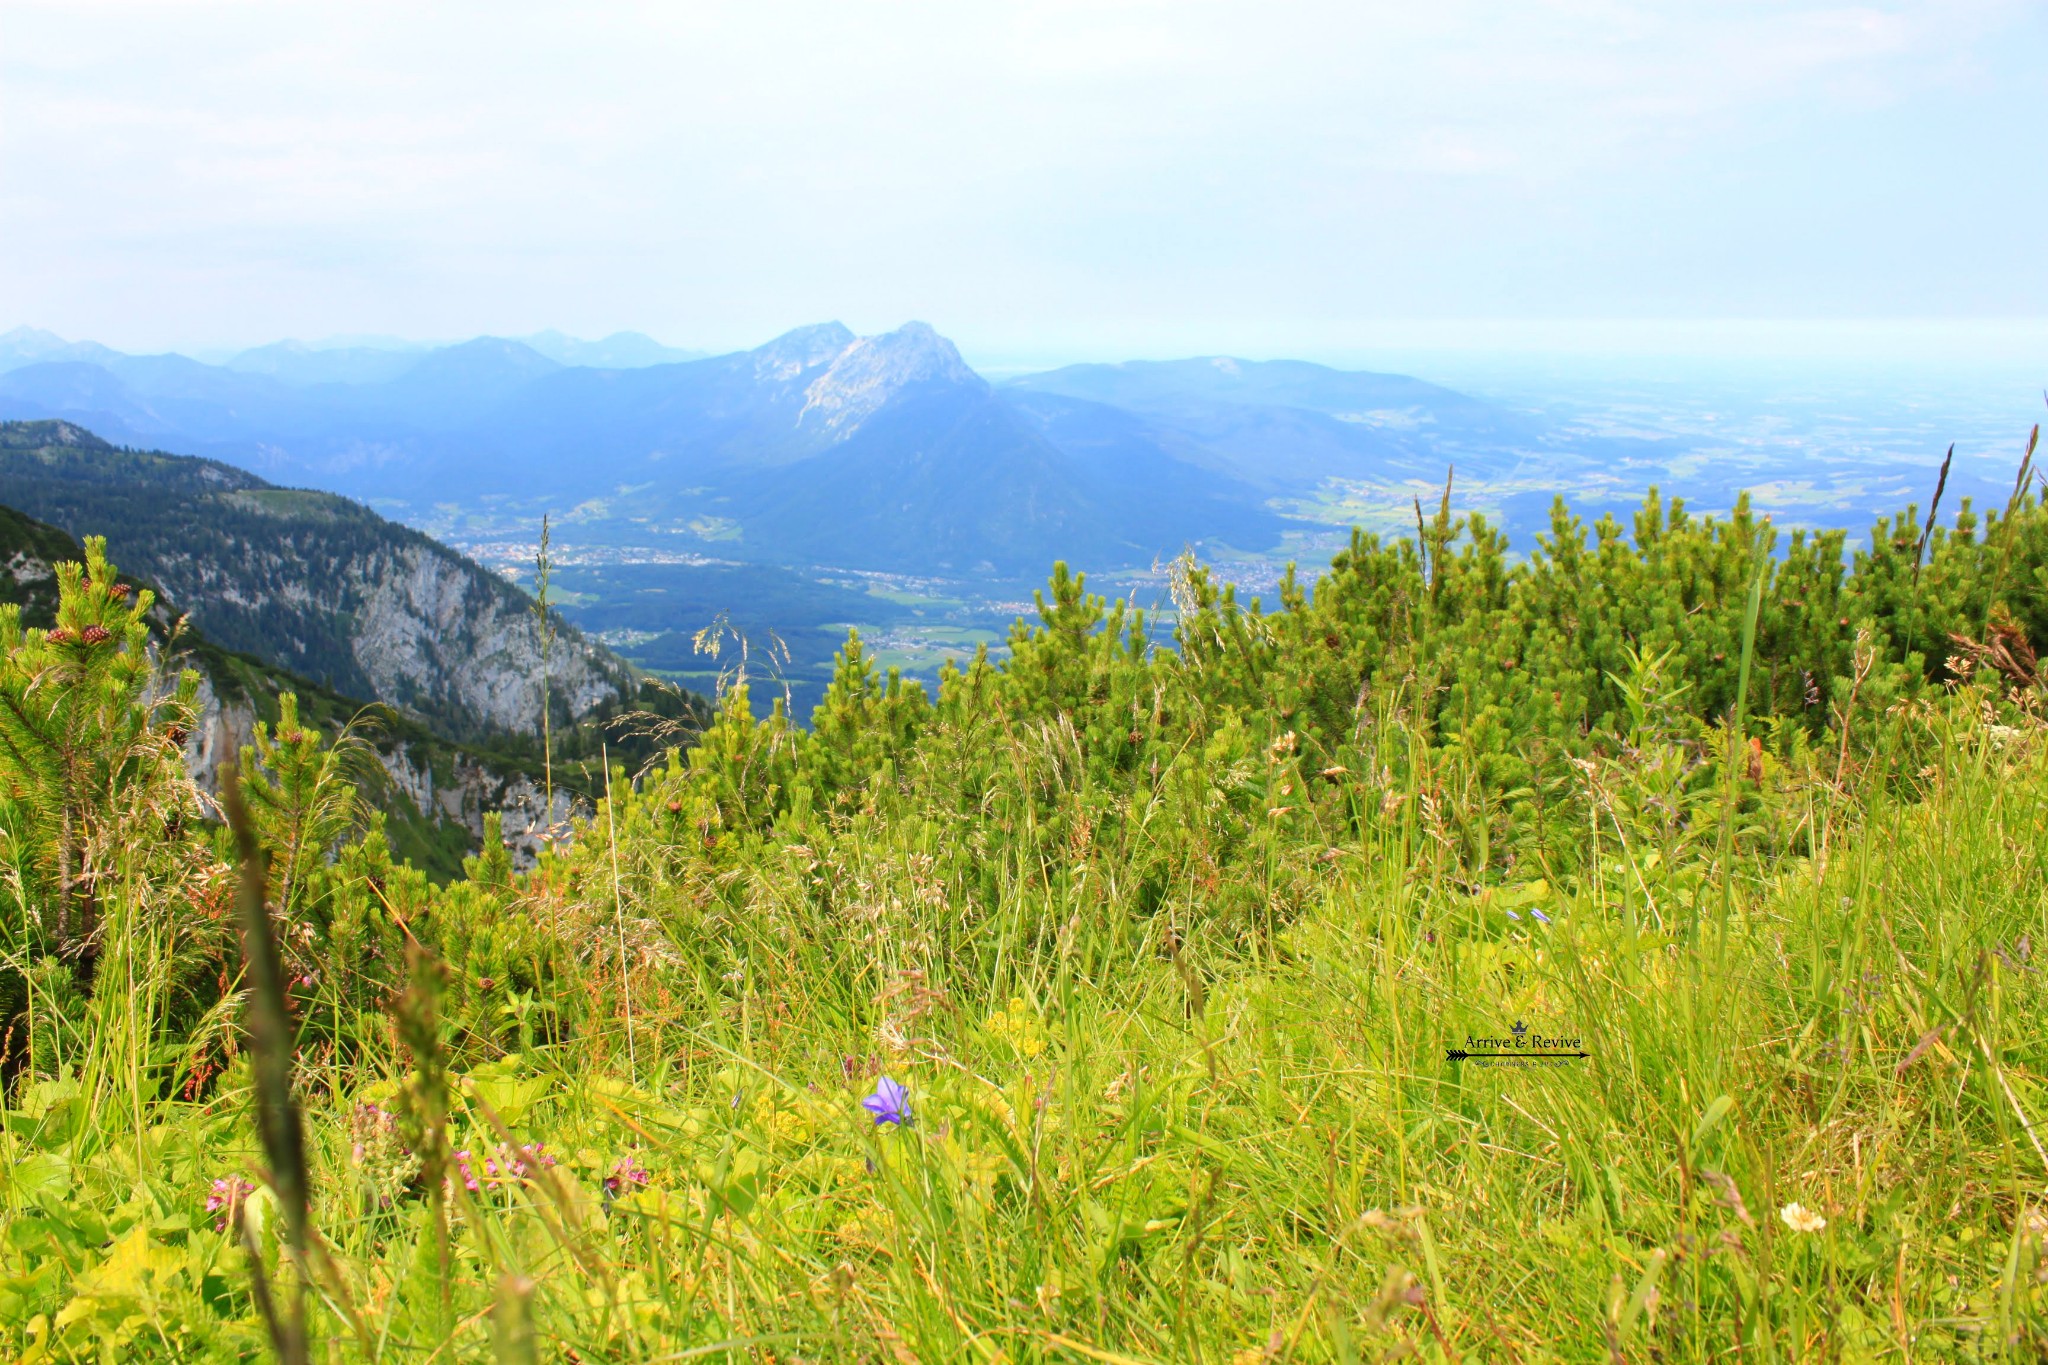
top-left (0, 419), bottom-right (635, 744)
top-left (0, 501), bottom-right (597, 875)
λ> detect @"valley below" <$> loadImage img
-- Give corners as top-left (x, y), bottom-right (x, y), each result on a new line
top-left (422, 355), bottom-right (2042, 717)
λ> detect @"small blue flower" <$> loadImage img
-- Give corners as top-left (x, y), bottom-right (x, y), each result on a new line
top-left (863, 1076), bottom-right (912, 1127)
top-left (1530, 908), bottom-right (1552, 925)
top-left (1505, 909), bottom-right (1522, 921)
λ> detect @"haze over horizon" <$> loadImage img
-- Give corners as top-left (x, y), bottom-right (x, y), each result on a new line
top-left (5, 1), bottom-right (2046, 367)
top-left (8, 318), bottom-right (2048, 392)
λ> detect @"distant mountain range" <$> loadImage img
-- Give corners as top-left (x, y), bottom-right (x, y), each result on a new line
top-left (0, 322), bottom-right (1613, 579)
top-left (0, 325), bottom-right (702, 381)
top-left (1005, 356), bottom-right (1554, 489)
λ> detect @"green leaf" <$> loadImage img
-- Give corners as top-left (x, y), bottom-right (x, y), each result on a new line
top-left (7, 1153), bottom-right (71, 1201)
top-left (1691, 1094), bottom-right (1736, 1153)
top-left (469, 1074), bottom-right (550, 1127)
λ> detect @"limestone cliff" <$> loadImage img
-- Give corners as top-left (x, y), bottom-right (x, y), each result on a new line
top-left (180, 673), bottom-right (583, 872)
top-left (0, 420), bottom-right (635, 743)
top-left (7, 494), bottom-right (611, 878)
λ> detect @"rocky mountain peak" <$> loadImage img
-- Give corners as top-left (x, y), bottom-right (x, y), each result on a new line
top-left (752, 322), bottom-right (858, 383)
top-left (796, 321), bottom-right (983, 437)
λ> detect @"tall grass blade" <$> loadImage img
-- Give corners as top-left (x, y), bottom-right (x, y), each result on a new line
top-left (1912, 443), bottom-right (1953, 583)
top-left (492, 1275), bottom-right (539, 1365)
top-left (220, 765), bottom-right (309, 1365)
top-left (1715, 550), bottom-right (1768, 933)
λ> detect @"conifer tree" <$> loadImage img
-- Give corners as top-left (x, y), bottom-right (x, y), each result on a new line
top-left (807, 631), bottom-right (929, 809)
top-left (235, 692), bottom-right (366, 923)
top-left (0, 537), bottom-right (197, 979)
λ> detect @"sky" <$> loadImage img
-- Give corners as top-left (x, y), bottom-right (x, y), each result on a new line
top-left (4, 1), bottom-right (2047, 366)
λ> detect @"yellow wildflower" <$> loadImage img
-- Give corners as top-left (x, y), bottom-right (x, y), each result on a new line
top-left (983, 996), bottom-right (1049, 1058)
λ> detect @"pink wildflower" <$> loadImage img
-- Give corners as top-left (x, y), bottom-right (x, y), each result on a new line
top-left (205, 1177), bottom-right (256, 1233)
top-left (452, 1142), bottom-right (554, 1194)
top-left (604, 1155), bottom-right (652, 1197)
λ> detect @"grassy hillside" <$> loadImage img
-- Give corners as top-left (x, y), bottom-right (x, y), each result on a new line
top-left (0, 431), bottom-right (2042, 1360)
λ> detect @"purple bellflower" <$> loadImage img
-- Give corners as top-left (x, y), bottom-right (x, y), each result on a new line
top-left (863, 1076), bottom-right (913, 1127)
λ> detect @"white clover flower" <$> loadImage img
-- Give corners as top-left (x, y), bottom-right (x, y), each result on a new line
top-left (1779, 1202), bottom-right (1827, 1234)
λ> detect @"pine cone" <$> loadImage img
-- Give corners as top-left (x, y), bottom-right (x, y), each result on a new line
top-left (43, 627), bottom-right (74, 644)
top-left (108, 582), bottom-right (132, 600)
top-left (79, 626), bottom-right (114, 646)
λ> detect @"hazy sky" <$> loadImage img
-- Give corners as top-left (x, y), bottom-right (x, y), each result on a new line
top-left (4, 1), bottom-right (2046, 363)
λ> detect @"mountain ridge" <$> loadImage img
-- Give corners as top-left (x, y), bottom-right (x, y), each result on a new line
top-left (0, 494), bottom-right (585, 876)
top-left (0, 419), bottom-right (637, 744)
top-left (0, 322), bottom-right (1580, 578)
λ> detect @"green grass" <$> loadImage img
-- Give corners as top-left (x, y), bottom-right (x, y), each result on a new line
top-left (4, 704), bottom-right (2044, 1360)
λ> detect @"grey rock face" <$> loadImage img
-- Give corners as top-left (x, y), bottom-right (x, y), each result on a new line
top-left (373, 746), bottom-right (583, 871)
top-left (0, 420), bottom-right (638, 743)
top-left (180, 671), bottom-right (585, 873)
top-left (336, 540), bottom-right (624, 733)
top-left (796, 322), bottom-right (983, 438)
top-left (135, 527), bottom-right (629, 737)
